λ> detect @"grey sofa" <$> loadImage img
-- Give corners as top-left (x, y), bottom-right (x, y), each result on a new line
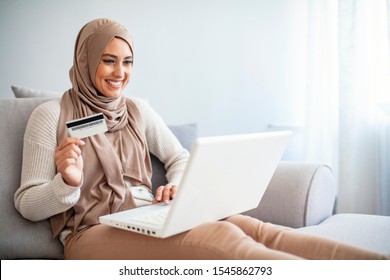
top-left (1, 97), bottom-right (389, 259)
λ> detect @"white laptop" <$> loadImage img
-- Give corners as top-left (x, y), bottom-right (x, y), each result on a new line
top-left (99, 130), bottom-right (292, 238)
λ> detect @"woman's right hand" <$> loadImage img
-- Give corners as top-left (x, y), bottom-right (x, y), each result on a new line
top-left (54, 138), bottom-right (85, 187)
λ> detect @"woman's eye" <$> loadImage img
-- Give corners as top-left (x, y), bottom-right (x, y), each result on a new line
top-left (103, 59), bottom-right (115, 64)
top-left (124, 60), bottom-right (133, 65)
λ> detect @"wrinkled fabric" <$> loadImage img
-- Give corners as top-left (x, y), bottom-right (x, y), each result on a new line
top-left (51, 18), bottom-right (152, 237)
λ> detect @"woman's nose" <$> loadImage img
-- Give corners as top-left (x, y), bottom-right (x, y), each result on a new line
top-left (113, 63), bottom-right (124, 77)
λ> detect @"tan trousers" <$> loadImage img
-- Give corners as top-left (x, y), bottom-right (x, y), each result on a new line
top-left (64, 214), bottom-right (388, 260)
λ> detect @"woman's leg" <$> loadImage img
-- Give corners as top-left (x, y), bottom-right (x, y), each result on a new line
top-left (226, 215), bottom-right (388, 260)
top-left (64, 221), bottom-right (302, 260)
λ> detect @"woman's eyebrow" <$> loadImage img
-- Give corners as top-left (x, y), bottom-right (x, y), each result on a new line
top-left (102, 54), bottom-right (133, 59)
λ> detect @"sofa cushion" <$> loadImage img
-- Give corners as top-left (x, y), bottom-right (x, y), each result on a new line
top-left (0, 98), bottom-right (197, 259)
top-left (296, 213), bottom-right (390, 255)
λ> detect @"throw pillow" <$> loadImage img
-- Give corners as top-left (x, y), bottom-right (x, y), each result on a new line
top-left (11, 85), bottom-right (62, 98)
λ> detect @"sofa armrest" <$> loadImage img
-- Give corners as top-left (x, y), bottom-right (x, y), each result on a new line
top-left (242, 161), bottom-right (336, 228)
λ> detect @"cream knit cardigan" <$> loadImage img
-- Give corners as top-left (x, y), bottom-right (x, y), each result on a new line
top-left (14, 98), bottom-right (189, 224)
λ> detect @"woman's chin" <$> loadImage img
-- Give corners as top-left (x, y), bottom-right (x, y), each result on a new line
top-left (99, 89), bottom-right (122, 98)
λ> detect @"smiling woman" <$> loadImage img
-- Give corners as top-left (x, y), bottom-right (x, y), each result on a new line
top-left (95, 38), bottom-right (134, 98)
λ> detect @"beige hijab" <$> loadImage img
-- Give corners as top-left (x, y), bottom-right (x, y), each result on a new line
top-left (50, 18), bottom-right (152, 237)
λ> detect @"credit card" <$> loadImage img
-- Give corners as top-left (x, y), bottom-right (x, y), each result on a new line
top-left (66, 113), bottom-right (108, 139)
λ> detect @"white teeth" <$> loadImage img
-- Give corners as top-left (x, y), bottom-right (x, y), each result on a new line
top-left (107, 80), bottom-right (122, 87)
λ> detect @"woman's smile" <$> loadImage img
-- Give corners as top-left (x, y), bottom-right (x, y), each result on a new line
top-left (106, 79), bottom-right (123, 88)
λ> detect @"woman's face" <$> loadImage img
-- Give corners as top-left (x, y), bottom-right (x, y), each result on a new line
top-left (95, 38), bottom-right (133, 98)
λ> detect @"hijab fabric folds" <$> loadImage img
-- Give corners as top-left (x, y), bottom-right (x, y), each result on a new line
top-left (50, 18), bottom-right (152, 237)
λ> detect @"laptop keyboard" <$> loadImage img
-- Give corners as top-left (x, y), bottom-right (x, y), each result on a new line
top-left (129, 206), bottom-right (170, 227)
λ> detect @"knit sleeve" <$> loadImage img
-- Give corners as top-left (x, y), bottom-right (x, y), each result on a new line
top-left (14, 99), bottom-right (81, 222)
top-left (131, 98), bottom-right (190, 187)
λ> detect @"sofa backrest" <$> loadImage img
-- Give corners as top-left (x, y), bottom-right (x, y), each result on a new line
top-left (0, 98), bottom-right (196, 259)
top-left (0, 98), bottom-right (63, 259)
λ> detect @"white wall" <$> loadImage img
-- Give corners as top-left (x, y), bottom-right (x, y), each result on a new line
top-left (0, 0), bottom-right (306, 159)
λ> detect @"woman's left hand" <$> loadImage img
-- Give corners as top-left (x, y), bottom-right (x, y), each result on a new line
top-left (153, 185), bottom-right (177, 204)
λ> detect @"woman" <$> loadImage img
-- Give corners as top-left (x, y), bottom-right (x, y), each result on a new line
top-left (14, 18), bottom-right (387, 260)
